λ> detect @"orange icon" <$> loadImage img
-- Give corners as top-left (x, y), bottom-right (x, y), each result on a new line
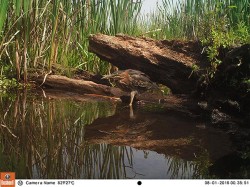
top-left (0, 172), bottom-right (15, 187)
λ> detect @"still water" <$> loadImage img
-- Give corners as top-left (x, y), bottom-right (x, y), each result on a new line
top-left (0, 89), bottom-right (234, 179)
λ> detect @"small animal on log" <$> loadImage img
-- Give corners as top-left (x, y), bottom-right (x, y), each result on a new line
top-left (102, 69), bottom-right (161, 106)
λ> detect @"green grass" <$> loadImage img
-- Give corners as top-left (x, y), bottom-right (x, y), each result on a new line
top-left (0, 0), bottom-right (249, 83)
top-left (0, 0), bottom-right (9, 33)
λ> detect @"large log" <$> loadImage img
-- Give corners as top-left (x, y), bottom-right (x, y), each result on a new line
top-left (89, 34), bottom-right (208, 94)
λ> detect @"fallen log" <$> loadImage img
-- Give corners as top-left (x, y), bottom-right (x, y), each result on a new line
top-left (34, 74), bottom-right (125, 97)
top-left (89, 34), bottom-right (208, 94)
top-left (36, 88), bottom-right (121, 103)
top-left (32, 74), bottom-right (165, 103)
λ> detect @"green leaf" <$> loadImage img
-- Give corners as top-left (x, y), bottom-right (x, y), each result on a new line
top-left (228, 5), bottom-right (237, 9)
top-left (14, 0), bottom-right (21, 16)
top-left (0, 0), bottom-right (9, 32)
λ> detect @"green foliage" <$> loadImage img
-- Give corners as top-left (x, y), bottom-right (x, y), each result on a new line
top-left (0, 76), bottom-right (19, 93)
top-left (0, 61), bottom-right (20, 92)
top-left (0, 0), bottom-right (143, 78)
top-left (0, 0), bottom-right (9, 33)
top-left (202, 20), bottom-right (249, 71)
top-left (243, 79), bottom-right (250, 92)
top-left (157, 0), bottom-right (250, 40)
top-left (0, 0), bottom-right (249, 80)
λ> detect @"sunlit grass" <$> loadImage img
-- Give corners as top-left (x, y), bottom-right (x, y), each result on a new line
top-left (0, 0), bottom-right (249, 81)
top-left (142, 0), bottom-right (250, 40)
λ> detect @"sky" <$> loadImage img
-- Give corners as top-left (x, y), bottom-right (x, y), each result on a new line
top-left (141, 0), bottom-right (162, 14)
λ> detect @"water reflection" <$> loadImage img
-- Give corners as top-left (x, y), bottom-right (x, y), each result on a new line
top-left (0, 89), bottom-right (231, 179)
top-left (123, 147), bottom-right (204, 179)
top-left (0, 89), bottom-right (117, 178)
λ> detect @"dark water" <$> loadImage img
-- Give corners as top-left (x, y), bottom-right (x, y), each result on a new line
top-left (0, 89), bottom-right (240, 179)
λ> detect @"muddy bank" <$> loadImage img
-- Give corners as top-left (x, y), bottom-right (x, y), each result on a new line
top-left (195, 44), bottom-right (250, 156)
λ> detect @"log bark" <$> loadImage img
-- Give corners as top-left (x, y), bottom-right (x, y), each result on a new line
top-left (35, 88), bottom-right (121, 103)
top-left (34, 74), bottom-right (125, 97)
top-left (31, 74), bottom-right (165, 103)
top-left (89, 34), bottom-right (208, 94)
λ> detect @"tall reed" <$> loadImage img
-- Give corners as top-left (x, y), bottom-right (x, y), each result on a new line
top-left (0, 0), bottom-right (143, 81)
top-left (0, 0), bottom-right (9, 33)
top-left (0, 0), bottom-right (249, 82)
top-left (152, 0), bottom-right (250, 40)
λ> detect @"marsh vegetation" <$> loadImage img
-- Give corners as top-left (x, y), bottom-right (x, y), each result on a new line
top-left (0, 0), bottom-right (249, 85)
top-left (0, 0), bottom-right (249, 179)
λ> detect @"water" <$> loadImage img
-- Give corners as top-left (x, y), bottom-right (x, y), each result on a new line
top-left (0, 89), bottom-right (235, 179)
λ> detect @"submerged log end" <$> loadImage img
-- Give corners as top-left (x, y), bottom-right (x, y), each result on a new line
top-left (34, 74), bottom-right (126, 97)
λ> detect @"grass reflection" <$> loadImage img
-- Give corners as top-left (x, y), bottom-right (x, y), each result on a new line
top-left (0, 90), bottom-right (118, 178)
top-left (165, 150), bottom-right (211, 179)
